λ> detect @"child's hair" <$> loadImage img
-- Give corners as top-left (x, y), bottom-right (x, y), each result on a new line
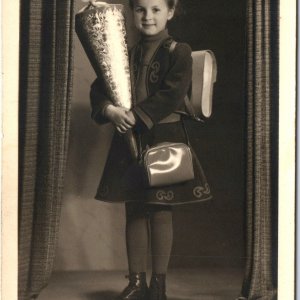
top-left (129, 0), bottom-right (179, 11)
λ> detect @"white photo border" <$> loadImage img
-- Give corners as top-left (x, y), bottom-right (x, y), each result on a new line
top-left (1, 0), bottom-right (296, 299)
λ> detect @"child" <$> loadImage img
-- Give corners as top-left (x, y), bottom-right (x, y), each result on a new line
top-left (90, 0), bottom-right (211, 299)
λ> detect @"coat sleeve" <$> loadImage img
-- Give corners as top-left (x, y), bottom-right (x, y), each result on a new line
top-left (90, 76), bottom-right (114, 125)
top-left (132, 43), bottom-right (192, 129)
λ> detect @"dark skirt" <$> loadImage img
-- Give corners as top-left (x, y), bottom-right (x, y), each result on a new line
top-left (95, 121), bottom-right (212, 205)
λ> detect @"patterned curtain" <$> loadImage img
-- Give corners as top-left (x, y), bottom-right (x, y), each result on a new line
top-left (239, 0), bottom-right (279, 299)
top-left (18, 1), bottom-right (74, 299)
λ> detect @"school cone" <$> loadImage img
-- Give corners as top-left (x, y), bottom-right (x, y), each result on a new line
top-left (76, 1), bottom-right (138, 160)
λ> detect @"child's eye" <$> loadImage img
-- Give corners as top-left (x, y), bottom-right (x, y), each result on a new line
top-left (152, 8), bottom-right (161, 13)
top-left (135, 7), bottom-right (144, 13)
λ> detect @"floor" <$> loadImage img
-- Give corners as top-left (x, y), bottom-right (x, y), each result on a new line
top-left (38, 268), bottom-right (244, 300)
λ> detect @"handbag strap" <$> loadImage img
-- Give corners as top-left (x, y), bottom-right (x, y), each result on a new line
top-left (135, 41), bottom-right (192, 159)
top-left (181, 117), bottom-right (191, 147)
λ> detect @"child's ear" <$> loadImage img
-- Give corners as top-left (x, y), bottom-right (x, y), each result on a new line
top-left (167, 8), bottom-right (175, 20)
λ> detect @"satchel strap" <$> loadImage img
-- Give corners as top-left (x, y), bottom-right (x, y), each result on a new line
top-left (168, 41), bottom-right (192, 148)
top-left (169, 40), bottom-right (177, 53)
top-left (169, 41), bottom-right (204, 123)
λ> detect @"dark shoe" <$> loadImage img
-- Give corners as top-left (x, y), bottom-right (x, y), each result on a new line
top-left (117, 272), bottom-right (149, 300)
top-left (149, 274), bottom-right (167, 300)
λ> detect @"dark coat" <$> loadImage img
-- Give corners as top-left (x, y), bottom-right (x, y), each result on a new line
top-left (90, 37), bottom-right (212, 205)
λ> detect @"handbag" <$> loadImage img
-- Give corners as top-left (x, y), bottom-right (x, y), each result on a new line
top-left (141, 118), bottom-right (195, 187)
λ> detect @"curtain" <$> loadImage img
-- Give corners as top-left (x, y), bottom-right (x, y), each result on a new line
top-left (18, 1), bottom-right (74, 299)
top-left (239, 0), bottom-right (279, 299)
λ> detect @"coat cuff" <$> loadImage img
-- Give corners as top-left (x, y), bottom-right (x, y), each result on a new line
top-left (133, 106), bottom-right (154, 130)
top-left (91, 100), bottom-right (113, 124)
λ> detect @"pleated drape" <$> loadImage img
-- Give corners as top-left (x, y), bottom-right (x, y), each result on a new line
top-left (239, 1), bottom-right (279, 299)
top-left (18, 1), bottom-right (74, 299)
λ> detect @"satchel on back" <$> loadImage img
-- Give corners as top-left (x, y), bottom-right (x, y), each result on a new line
top-left (170, 41), bottom-right (217, 120)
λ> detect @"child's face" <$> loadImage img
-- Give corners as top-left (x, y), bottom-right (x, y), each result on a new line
top-left (132, 0), bottom-right (175, 36)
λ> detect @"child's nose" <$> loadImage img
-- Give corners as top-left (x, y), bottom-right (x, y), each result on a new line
top-left (143, 10), bottom-right (153, 20)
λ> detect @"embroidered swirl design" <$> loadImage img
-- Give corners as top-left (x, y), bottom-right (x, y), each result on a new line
top-left (193, 184), bottom-right (210, 198)
top-left (149, 61), bottom-right (160, 83)
top-left (156, 190), bottom-right (174, 201)
top-left (203, 184), bottom-right (211, 194)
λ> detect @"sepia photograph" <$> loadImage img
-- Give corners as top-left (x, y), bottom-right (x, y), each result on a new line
top-left (2, 0), bottom-right (296, 300)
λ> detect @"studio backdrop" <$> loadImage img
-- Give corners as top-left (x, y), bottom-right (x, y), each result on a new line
top-left (55, 0), bottom-right (247, 272)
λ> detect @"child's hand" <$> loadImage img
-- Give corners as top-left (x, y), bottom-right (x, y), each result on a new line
top-left (105, 105), bottom-right (136, 133)
top-left (126, 110), bottom-right (136, 126)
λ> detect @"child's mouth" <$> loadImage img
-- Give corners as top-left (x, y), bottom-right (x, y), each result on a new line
top-left (142, 24), bottom-right (155, 27)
